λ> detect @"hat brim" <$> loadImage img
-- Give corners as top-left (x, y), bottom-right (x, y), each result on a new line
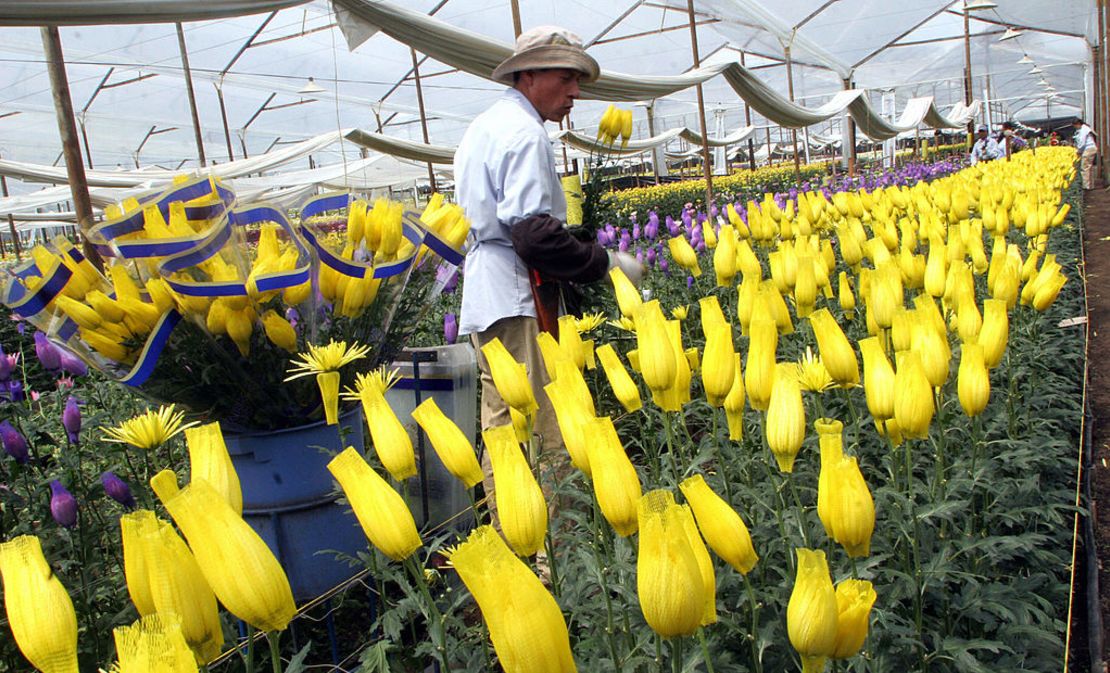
top-left (491, 44), bottom-right (600, 85)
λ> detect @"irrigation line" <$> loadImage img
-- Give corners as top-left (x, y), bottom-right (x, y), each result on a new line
top-left (1061, 187), bottom-right (1104, 673)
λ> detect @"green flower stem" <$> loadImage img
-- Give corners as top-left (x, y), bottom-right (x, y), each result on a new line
top-left (743, 574), bottom-right (763, 673)
top-left (931, 388), bottom-right (947, 502)
top-left (786, 471), bottom-right (812, 548)
top-left (840, 387), bottom-right (862, 450)
top-left (671, 636), bottom-right (684, 673)
top-left (267, 631), bottom-right (282, 673)
top-left (587, 496), bottom-right (622, 667)
top-left (245, 625), bottom-right (257, 673)
top-left (662, 411), bottom-right (682, 487)
top-left (404, 556), bottom-right (450, 672)
top-left (466, 487), bottom-right (484, 527)
top-left (712, 408), bottom-right (733, 504)
top-left (543, 530), bottom-right (562, 599)
top-left (697, 628), bottom-right (717, 673)
top-left (655, 633), bottom-right (664, 673)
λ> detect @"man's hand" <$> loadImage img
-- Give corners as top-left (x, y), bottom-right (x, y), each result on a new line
top-left (608, 251), bottom-right (645, 288)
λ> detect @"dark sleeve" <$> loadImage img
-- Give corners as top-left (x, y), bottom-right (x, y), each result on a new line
top-left (509, 214), bottom-right (610, 283)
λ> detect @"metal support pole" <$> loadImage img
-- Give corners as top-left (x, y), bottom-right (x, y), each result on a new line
top-left (843, 77), bottom-right (858, 176)
top-left (686, 0), bottom-right (714, 207)
top-left (40, 26), bottom-right (101, 269)
top-left (409, 48), bottom-right (437, 193)
top-left (785, 45), bottom-right (801, 179)
top-left (176, 23), bottom-right (207, 167)
top-left (216, 83), bottom-right (235, 162)
top-left (0, 174), bottom-right (21, 261)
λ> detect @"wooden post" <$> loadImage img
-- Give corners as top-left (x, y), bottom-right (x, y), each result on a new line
top-left (409, 48), bottom-right (437, 193)
top-left (41, 26), bottom-right (101, 269)
top-left (785, 45), bottom-right (802, 180)
top-left (645, 100), bottom-right (661, 184)
top-left (686, 0), bottom-right (714, 207)
top-left (176, 23), bottom-right (207, 167)
top-left (509, 0), bottom-right (523, 38)
top-left (766, 127), bottom-right (773, 167)
top-left (740, 50), bottom-right (756, 171)
top-left (0, 174), bottom-right (21, 261)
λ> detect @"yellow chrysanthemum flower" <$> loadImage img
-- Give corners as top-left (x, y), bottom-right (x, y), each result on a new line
top-left (575, 312), bottom-right (607, 334)
top-left (796, 347), bottom-right (834, 393)
top-left (342, 366), bottom-right (402, 399)
top-left (284, 339), bottom-right (371, 380)
top-left (607, 317), bottom-right (638, 333)
top-left (670, 305), bottom-right (689, 320)
top-left (103, 405), bottom-right (198, 450)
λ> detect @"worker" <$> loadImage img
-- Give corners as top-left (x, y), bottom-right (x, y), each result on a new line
top-left (999, 121), bottom-right (1027, 158)
top-left (1073, 117), bottom-right (1099, 190)
top-left (454, 26), bottom-right (643, 521)
top-left (970, 125), bottom-right (1002, 164)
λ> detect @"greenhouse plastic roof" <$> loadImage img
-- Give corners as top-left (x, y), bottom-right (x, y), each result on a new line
top-left (0, 0), bottom-right (1097, 210)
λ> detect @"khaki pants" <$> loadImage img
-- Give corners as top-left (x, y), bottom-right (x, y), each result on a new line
top-left (1081, 146), bottom-right (1098, 189)
top-left (470, 316), bottom-right (568, 525)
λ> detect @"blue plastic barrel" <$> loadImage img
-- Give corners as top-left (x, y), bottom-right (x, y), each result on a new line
top-left (223, 407), bottom-right (365, 603)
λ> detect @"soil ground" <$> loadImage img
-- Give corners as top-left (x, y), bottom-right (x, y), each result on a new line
top-left (1077, 178), bottom-right (1110, 671)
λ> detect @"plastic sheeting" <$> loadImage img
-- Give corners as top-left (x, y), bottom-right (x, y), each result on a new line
top-left (332, 0), bottom-right (980, 139)
top-left (0, 131), bottom-right (346, 187)
top-left (0, 0), bottom-right (309, 26)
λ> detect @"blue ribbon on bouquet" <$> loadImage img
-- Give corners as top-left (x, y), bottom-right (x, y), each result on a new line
top-left (120, 310), bottom-right (182, 387)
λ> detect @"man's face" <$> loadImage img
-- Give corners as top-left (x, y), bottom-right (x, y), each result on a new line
top-left (517, 68), bottom-right (582, 122)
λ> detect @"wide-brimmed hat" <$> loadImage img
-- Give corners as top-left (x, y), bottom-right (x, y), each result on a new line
top-left (491, 26), bottom-right (600, 85)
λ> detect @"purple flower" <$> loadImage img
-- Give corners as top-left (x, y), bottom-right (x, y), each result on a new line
top-left (33, 332), bottom-right (61, 371)
top-left (101, 472), bottom-right (136, 510)
top-left (57, 349), bottom-right (87, 378)
top-left (618, 233), bottom-right (630, 253)
top-left (285, 307), bottom-right (300, 329)
top-left (646, 248), bottom-right (657, 266)
top-left (695, 239), bottom-right (706, 253)
top-left (632, 223), bottom-right (641, 240)
top-left (659, 258), bottom-right (670, 274)
top-left (6, 380), bottom-right (23, 402)
top-left (49, 480), bottom-right (77, 528)
top-left (63, 397), bottom-right (81, 444)
top-left (665, 215), bottom-right (679, 237)
top-left (645, 212), bottom-right (659, 239)
top-left (444, 313), bottom-right (458, 345)
top-left (710, 204), bottom-right (719, 219)
top-left (0, 351), bottom-right (11, 381)
top-left (687, 275), bottom-right (695, 289)
top-left (635, 249), bottom-right (644, 264)
top-left (0, 421), bottom-right (28, 464)
top-left (442, 269), bottom-right (460, 294)
top-left (15, 321), bottom-right (24, 335)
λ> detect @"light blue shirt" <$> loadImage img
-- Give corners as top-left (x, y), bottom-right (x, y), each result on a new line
top-left (1075, 124), bottom-right (1098, 152)
top-left (455, 88), bottom-right (567, 336)
top-left (970, 136), bottom-right (1002, 164)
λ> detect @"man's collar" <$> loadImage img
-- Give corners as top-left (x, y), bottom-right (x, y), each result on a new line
top-left (502, 87), bottom-right (544, 125)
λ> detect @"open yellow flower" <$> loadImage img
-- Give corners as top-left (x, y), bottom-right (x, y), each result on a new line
top-left (796, 347), bottom-right (834, 394)
top-left (285, 339), bottom-right (371, 425)
top-left (575, 312), bottom-right (606, 334)
top-left (103, 404), bottom-right (197, 450)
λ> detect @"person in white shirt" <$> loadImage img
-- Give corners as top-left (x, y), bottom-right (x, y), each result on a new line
top-left (970, 125), bottom-right (1002, 164)
top-left (1073, 118), bottom-right (1099, 190)
top-left (454, 26), bottom-right (642, 523)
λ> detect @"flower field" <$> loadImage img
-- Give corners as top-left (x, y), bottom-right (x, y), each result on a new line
top-left (0, 145), bottom-right (1089, 672)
